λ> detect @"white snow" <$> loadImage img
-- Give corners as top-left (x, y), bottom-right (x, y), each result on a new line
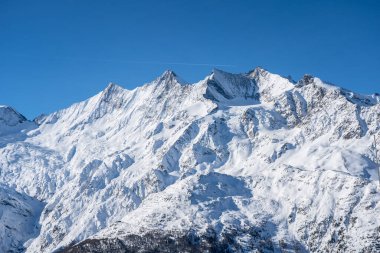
top-left (0, 68), bottom-right (379, 252)
top-left (0, 184), bottom-right (43, 252)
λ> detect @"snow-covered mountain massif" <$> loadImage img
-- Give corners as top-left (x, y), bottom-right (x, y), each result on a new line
top-left (0, 67), bottom-right (380, 253)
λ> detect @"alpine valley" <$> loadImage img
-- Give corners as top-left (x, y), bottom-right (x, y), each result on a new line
top-left (0, 67), bottom-right (379, 253)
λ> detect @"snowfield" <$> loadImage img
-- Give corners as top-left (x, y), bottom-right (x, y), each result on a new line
top-left (0, 67), bottom-right (379, 252)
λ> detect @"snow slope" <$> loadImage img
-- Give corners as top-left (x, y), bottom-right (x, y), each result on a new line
top-left (0, 68), bottom-right (379, 252)
top-left (0, 184), bottom-right (43, 253)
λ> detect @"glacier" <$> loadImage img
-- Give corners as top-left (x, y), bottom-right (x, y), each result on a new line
top-left (0, 67), bottom-right (379, 252)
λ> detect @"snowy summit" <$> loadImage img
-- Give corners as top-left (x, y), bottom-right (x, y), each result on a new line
top-left (0, 67), bottom-right (379, 253)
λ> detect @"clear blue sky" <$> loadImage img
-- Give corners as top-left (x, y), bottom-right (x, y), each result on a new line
top-left (1, 0), bottom-right (379, 119)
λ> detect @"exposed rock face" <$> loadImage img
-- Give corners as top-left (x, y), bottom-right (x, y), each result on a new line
top-left (0, 68), bottom-right (379, 252)
top-left (60, 228), bottom-right (302, 253)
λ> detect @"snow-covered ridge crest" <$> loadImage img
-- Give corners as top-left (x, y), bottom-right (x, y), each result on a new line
top-left (37, 82), bottom-right (129, 126)
top-left (0, 67), bottom-right (379, 253)
top-left (34, 68), bottom-right (380, 128)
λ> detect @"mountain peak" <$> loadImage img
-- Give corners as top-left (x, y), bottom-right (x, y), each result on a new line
top-left (99, 82), bottom-right (126, 102)
top-left (157, 70), bottom-right (186, 85)
top-left (297, 74), bottom-right (314, 86)
top-left (162, 69), bottom-right (176, 77)
top-left (104, 82), bottom-right (125, 93)
top-left (247, 66), bottom-right (269, 77)
top-left (254, 66), bottom-right (267, 73)
top-left (0, 105), bottom-right (27, 126)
